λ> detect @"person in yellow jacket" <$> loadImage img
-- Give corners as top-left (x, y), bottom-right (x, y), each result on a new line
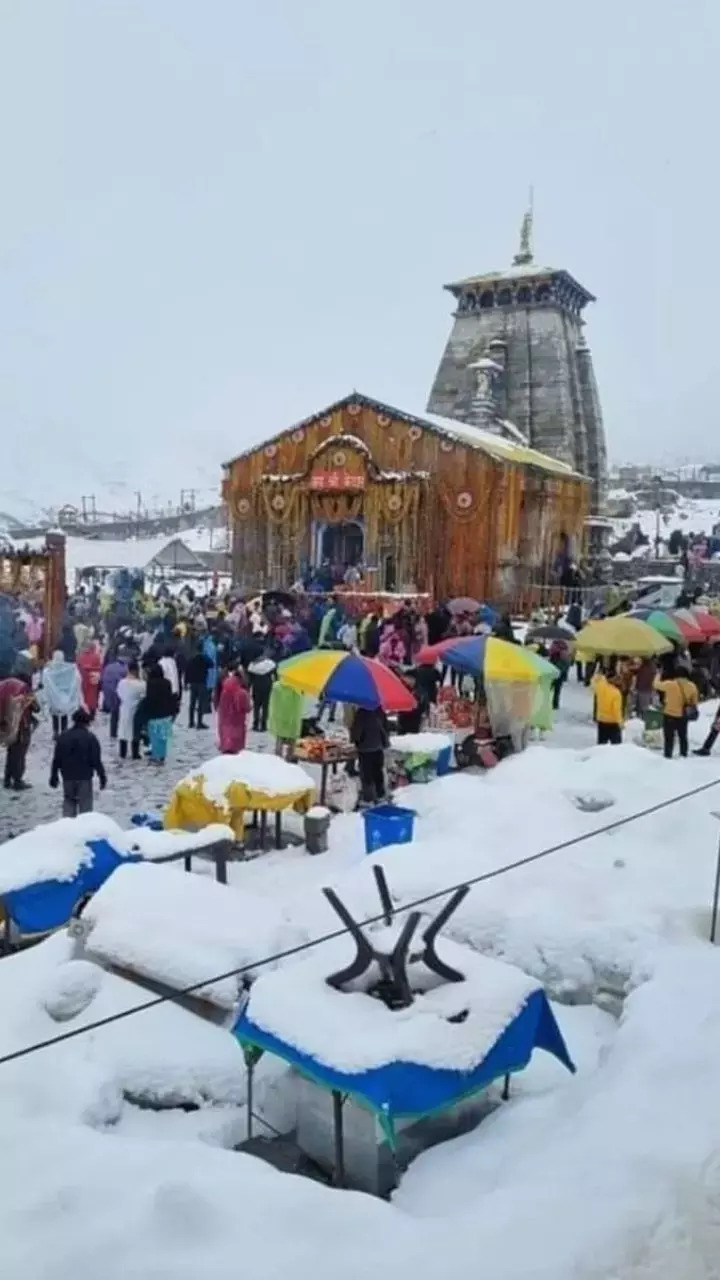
top-left (591, 669), bottom-right (624, 745)
top-left (654, 671), bottom-right (699, 759)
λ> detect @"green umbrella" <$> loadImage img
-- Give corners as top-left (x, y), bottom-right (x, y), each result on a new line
top-left (627, 609), bottom-right (684, 643)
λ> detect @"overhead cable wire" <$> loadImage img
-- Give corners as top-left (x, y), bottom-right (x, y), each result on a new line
top-left (0, 771), bottom-right (718, 1069)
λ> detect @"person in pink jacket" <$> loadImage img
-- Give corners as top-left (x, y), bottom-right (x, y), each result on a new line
top-left (217, 665), bottom-right (251, 754)
top-left (77, 642), bottom-right (102, 720)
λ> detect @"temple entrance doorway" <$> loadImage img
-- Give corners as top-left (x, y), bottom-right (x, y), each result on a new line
top-left (313, 520), bottom-right (364, 569)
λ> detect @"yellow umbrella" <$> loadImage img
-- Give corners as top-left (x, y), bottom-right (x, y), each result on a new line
top-left (574, 617), bottom-right (672, 657)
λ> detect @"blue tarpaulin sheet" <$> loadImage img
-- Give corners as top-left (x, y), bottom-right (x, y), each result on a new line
top-left (1, 840), bottom-right (141, 936)
top-left (233, 988), bottom-right (575, 1140)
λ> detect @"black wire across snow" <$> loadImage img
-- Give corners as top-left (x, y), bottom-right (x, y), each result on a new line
top-left (0, 772), bottom-right (718, 1069)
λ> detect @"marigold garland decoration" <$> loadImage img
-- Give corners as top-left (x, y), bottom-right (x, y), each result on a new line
top-left (439, 483), bottom-right (480, 523)
top-left (408, 426), bottom-right (422, 442)
top-left (376, 413), bottom-right (391, 427)
top-left (261, 485), bottom-right (298, 525)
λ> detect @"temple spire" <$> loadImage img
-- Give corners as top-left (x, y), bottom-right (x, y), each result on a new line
top-left (513, 188), bottom-right (534, 266)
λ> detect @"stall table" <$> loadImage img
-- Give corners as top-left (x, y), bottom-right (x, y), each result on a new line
top-left (292, 738), bottom-right (358, 808)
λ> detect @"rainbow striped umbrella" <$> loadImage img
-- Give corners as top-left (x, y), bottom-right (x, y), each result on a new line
top-left (416, 635), bottom-right (557, 681)
top-left (278, 650), bottom-right (416, 712)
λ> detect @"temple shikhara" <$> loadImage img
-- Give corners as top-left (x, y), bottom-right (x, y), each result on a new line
top-left (427, 208), bottom-right (607, 521)
top-left (224, 213), bottom-right (607, 600)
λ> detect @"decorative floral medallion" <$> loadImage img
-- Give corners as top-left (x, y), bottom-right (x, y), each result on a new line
top-left (457, 491), bottom-right (473, 510)
top-left (332, 449), bottom-right (347, 467)
top-left (291, 428), bottom-right (304, 444)
top-left (320, 415), bottom-right (333, 428)
top-left (271, 494), bottom-right (285, 512)
top-left (387, 494), bottom-right (403, 513)
top-left (377, 413), bottom-right (391, 427)
top-left (236, 497), bottom-right (251, 517)
top-left (408, 425), bottom-right (422, 442)
top-left (440, 439), bottom-right (454, 452)
top-left (347, 402), bottom-right (362, 416)
top-left (264, 443), bottom-right (278, 459)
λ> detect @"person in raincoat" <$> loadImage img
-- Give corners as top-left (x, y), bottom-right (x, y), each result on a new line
top-left (42, 650), bottom-right (82, 739)
top-left (77, 642), bottom-right (103, 721)
top-left (217, 664), bottom-right (251, 754)
top-left (591, 669), bottom-right (624, 745)
top-left (100, 652), bottom-right (127, 739)
top-left (116, 660), bottom-right (146, 760)
top-left (268, 681), bottom-right (304, 758)
top-left (202, 631), bottom-right (218, 701)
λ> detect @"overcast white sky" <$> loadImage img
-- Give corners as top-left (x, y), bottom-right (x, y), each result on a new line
top-left (0, 0), bottom-right (717, 515)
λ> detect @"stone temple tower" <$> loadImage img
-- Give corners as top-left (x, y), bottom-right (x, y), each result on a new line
top-left (427, 210), bottom-right (607, 515)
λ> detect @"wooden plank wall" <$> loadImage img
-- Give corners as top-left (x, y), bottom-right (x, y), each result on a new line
top-left (224, 401), bottom-right (589, 599)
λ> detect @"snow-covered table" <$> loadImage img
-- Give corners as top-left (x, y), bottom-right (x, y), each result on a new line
top-left (164, 752), bottom-right (316, 849)
top-left (126, 824), bottom-right (236, 884)
top-left (82, 861), bottom-right (304, 1010)
top-left (233, 929), bottom-right (575, 1190)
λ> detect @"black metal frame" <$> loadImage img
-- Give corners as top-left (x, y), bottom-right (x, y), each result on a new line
top-left (323, 865), bottom-right (469, 1008)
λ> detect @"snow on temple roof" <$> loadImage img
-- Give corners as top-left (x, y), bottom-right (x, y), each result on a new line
top-left (413, 408), bottom-right (582, 478)
top-left (223, 394), bottom-right (586, 480)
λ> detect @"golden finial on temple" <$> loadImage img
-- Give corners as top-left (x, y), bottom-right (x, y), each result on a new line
top-left (513, 188), bottom-right (534, 266)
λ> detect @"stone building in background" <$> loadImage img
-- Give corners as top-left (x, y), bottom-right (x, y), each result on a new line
top-left (427, 211), bottom-right (607, 526)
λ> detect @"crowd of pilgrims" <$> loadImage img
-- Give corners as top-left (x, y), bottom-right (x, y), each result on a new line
top-left (0, 591), bottom-right (501, 810)
top-left (0, 584), bottom-right (719, 816)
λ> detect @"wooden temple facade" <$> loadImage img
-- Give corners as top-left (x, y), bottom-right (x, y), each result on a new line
top-left (0, 533), bottom-right (66, 661)
top-left (223, 394), bottom-right (589, 602)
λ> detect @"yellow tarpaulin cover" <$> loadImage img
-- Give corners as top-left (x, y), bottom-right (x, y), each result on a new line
top-left (165, 776), bottom-right (315, 840)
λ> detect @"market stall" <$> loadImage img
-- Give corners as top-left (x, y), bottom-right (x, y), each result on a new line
top-left (387, 732), bottom-right (453, 787)
top-left (417, 635), bottom-right (558, 765)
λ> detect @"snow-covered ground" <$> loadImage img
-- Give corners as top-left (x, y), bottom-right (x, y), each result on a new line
top-left (3, 683), bottom-right (720, 1278)
top-left (608, 488), bottom-right (720, 554)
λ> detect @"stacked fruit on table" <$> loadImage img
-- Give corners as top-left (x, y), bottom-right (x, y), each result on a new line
top-left (296, 735), bottom-right (351, 761)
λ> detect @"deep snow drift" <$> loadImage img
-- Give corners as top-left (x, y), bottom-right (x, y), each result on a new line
top-left (2, 682), bottom-right (720, 1278)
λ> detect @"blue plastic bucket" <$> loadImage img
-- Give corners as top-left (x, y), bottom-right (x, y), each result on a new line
top-left (435, 745), bottom-right (452, 776)
top-left (363, 804), bottom-right (416, 854)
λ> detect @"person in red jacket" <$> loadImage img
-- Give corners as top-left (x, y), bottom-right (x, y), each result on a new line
top-left (217, 665), bottom-right (251, 754)
top-left (77, 641), bottom-right (102, 720)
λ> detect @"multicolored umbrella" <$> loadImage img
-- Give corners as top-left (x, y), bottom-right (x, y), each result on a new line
top-left (416, 635), bottom-right (557, 681)
top-left (574, 617), bottom-right (673, 657)
top-left (627, 609), bottom-right (685, 643)
top-left (277, 650), bottom-right (416, 712)
top-left (690, 608), bottom-right (720, 640)
top-left (665, 609), bottom-right (705, 643)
